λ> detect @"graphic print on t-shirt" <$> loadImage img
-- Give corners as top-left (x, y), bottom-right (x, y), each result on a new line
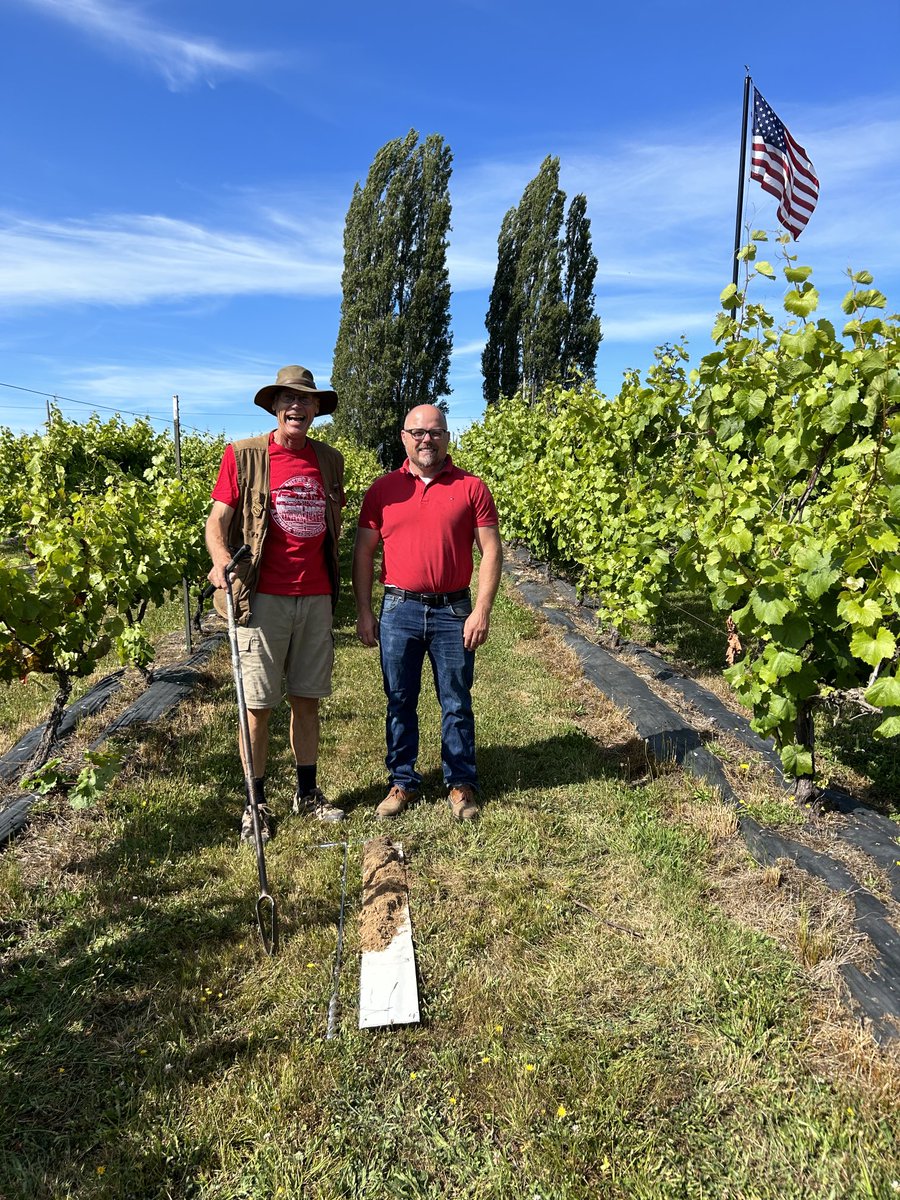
top-left (272, 474), bottom-right (326, 539)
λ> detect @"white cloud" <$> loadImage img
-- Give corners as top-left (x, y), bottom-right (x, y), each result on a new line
top-left (451, 339), bottom-right (485, 358)
top-left (1, 96), bottom-right (898, 336)
top-left (0, 212), bottom-right (343, 308)
top-left (449, 97), bottom-right (900, 299)
top-left (15, 0), bottom-right (270, 88)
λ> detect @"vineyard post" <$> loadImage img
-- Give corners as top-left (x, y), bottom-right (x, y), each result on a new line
top-left (173, 393), bottom-right (193, 653)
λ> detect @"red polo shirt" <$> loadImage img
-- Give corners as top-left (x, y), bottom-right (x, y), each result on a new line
top-left (358, 456), bottom-right (498, 593)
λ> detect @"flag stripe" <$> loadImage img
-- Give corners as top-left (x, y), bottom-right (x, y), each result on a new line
top-left (749, 87), bottom-right (819, 239)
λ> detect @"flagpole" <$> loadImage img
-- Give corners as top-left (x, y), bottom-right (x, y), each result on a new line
top-left (732, 71), bottom-right (752, 291)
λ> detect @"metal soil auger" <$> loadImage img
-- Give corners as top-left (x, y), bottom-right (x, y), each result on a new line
top-left (222, 544), bottom-right (279, 956)
top-left (319, 838), bottom-right (350, 1040)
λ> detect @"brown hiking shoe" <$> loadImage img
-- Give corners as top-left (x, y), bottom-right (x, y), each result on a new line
top-left (447, 785), bottom-right (479, 821)
top-left (376, 785), bottom-right (418, 819)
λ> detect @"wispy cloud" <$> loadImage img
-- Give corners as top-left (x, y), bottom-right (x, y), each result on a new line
top-left (451, 339), bottom-right (485, 358)
top-left (450, 97), bottom-right (900, 295)
top-left (0, 211), bottom-right (343, 308)
top-left (2, 97), bottom-right (898, 335)
top-left (15, 0), bottom-right (270, 88)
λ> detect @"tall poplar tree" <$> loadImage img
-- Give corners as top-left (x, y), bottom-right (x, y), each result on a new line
top-left (332, 130), bottom-right (452, 467)
top-left (482, 158), bottom-right (601, 405)
top-left (481, 208), bottom-right (521, 403)
top-left (515, 156), bottom-right (566, 399)
top-left (560, 193), bottom-right (602, 383)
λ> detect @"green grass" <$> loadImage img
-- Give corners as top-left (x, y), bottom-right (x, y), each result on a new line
top-left (1, 583), bottom-right (898, 1199)
top-left (817, 709), bottom-right (900, 814)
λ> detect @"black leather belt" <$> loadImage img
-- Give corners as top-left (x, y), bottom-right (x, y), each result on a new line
top-left (384, 585), bottom-right (470, 607)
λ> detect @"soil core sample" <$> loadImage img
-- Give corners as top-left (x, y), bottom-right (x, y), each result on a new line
top-left (359, 836), bottom-right (409, 953)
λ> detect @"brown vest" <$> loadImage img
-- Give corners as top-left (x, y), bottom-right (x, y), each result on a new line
top-left (213, 433), bottom-right (345, 625)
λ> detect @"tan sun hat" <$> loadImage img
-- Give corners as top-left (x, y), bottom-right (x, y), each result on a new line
top-left (253, 365), bottom-right (338, 415)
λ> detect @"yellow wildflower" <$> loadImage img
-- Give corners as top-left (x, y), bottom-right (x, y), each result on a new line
top-left (557, 1104), bottom-right (567, 1118)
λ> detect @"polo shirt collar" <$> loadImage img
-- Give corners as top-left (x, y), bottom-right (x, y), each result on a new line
top-left (401, 453), bottom-right (455, 481)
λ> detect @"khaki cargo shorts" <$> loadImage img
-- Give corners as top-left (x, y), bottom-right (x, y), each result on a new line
top-left (236, 593), bottom-right (334, 708)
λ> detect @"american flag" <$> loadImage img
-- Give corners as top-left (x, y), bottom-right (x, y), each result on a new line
top-left (750, 88), bottom-right (819, 238)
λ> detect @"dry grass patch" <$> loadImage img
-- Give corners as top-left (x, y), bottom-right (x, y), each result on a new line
top-left (708, 847), bottom-right (874, 992)
top-left (671, 794), bottom-right (740, 845)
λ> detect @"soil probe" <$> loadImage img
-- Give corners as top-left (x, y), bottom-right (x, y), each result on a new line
top-left (223, 544), bottom-right (279, 956)
top-left (318, 839), bottom-right (350, 1039)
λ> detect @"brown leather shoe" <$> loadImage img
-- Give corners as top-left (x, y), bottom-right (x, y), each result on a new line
top-left (447, 785), bottom-right (479, 821)
top-left (375, 784), bottom-right (418, 819)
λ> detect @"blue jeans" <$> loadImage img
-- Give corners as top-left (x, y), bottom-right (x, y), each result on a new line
top-left (378, 592), bottom-right (478, 792)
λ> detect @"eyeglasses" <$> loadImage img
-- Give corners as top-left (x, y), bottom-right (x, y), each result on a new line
top-left (403, 428), bottom-right (449, 440)
top-left (275, 392), bottom-right (317, 407)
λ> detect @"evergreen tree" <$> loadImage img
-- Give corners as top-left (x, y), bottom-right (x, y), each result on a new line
top-left (515, 156), bottom-right (566, 399)
top-left (332, 130), bottom-right (452, 467)
top-left (482, 158), bottom-right (600, 405)
top-left (560, 193), bottom-right (602, 383)
top-left (481, 208), bottom-right (521, 404)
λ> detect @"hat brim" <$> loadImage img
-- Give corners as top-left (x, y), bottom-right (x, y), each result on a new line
top-left (254, 384), bottom-right (338, 416)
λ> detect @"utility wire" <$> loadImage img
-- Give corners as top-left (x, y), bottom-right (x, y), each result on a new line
top-left (0, 380), bottom-right (213, 436)
top-left (658, 596), bottom-right (727, 638)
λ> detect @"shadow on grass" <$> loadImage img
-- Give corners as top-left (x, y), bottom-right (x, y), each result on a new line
top-left (0, 685), bottom-right (351, 1189)
top-left (332, 729), bottom-right (633, 816)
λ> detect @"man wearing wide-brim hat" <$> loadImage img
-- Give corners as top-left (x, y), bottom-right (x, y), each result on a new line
top-left (206, 365), bottom-right (347, 841)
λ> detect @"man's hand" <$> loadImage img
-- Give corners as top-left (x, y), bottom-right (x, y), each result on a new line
top-left (463, 607), bottom-right (491, 651)
top-left (357, 609), bottom-right (379, 647)
top-left (352, 527), bottom-right (382, 648)
top-left (464, 525), bottom-right (502, 651)
top-left (205, 501), bottom-right (237, 590)
top-left (207, 555), bottom-right (232, 591)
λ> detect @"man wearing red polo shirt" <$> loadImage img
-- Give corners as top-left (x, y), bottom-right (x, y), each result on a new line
top-left (353, 404), bottom-right (502, 821)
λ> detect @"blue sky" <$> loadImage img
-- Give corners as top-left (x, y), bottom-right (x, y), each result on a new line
top-left (2, 0), bottom-right (899, 442)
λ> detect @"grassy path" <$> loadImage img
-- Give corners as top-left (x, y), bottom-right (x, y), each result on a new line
top-left (1, 581), bottom-right (898, 1199)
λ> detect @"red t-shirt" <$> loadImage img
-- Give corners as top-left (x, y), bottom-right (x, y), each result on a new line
top-left (358, 456), bottom-right (498, 593)
top-left (211, 435), bottom-right (332, 595)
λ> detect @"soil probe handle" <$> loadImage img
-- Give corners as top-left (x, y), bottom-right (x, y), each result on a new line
top-left (224, 548), bottom-right (278, 957)
top-left (200, 544), bottom-right (252, 601)
top-left (224, 544), bottom-right (252, 576)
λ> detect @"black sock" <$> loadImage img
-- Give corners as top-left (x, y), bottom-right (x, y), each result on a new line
top-left (246, 777), bottom-right (266, 806)
top-left (296, 764), bottom-right (317, 797)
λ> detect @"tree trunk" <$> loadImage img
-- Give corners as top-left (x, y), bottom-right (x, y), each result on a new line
top-left (792, 700), bottom-right (819, 806)
top-left (28, 672), bottom-right (72, 775)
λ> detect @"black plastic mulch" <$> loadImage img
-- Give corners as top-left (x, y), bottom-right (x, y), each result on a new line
top-left (503, 549), bottom-right (900, 1045)
top-left (0, 633), bottom-right (225, 844)
top-left (0, 670), bottom-right (125, 785)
